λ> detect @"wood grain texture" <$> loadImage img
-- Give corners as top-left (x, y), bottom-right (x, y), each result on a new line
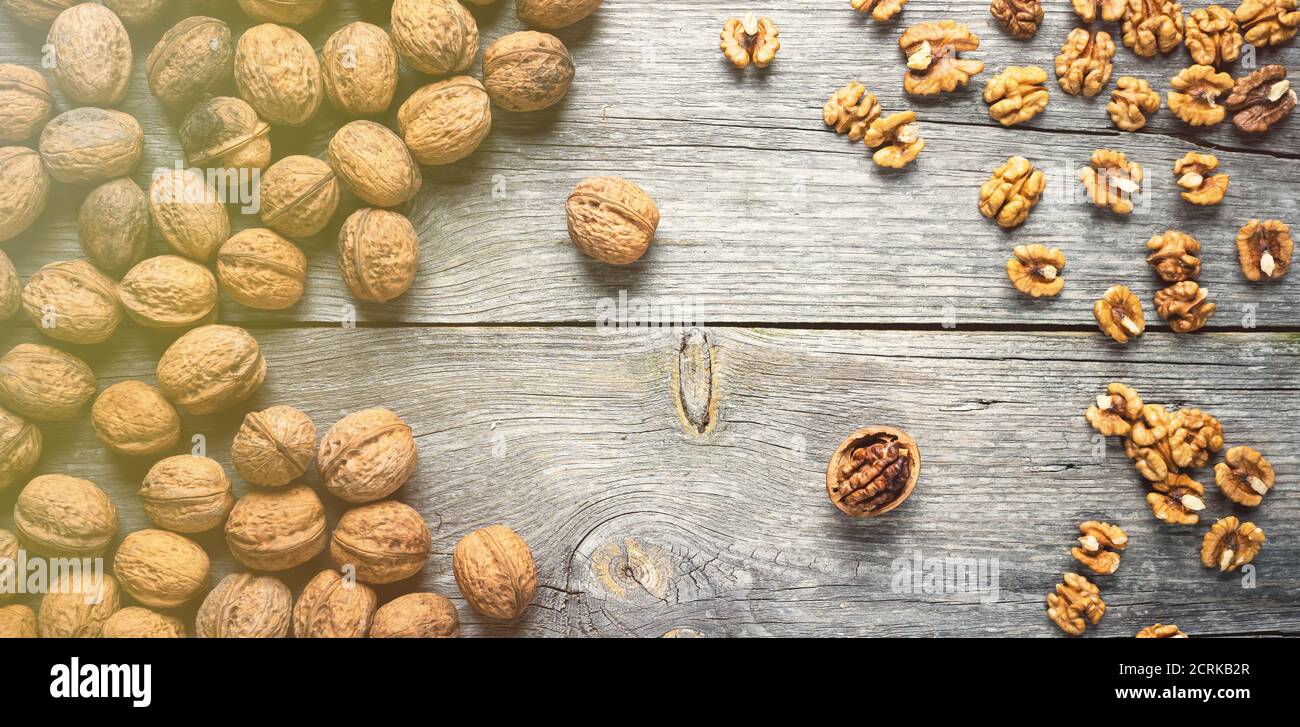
top-left (0, 325), bottom-right (1296, 636)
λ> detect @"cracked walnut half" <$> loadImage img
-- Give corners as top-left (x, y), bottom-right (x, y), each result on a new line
top-left (1235, 0), bottom-right (1300, 48)
top-left (1225, 65), bottom-right (1296, 134)
top-left (824, 82), bottom-right (882, 141)
top-left (979, 156), bottom-right (1045, 229)
top-left (1080, 149), bottom-right (1143, 215)
top-left (720, 15), bottom-right (780, 69)
top-left (1122, 0), bottom-right (1186, 58)
top-left (1185, 6), bottom-right (1243, 66)
top-left (1146, 230), bottom-right (1203, 282)
top-left (990, 0), bottom-right (1043, 38)
top-left (1072, 521), bottom-right (1128, 575)
top-left (1086, 382), bottom-right (1144, 437)
top-left (1147, 473), bottom-right (1207, 523)
top-left (863, 111), bottom-right (925, 168)
top-left (1047, 572), bottom-right (1106, 636)
top-left (1154, 281), bottom-right (1215, 333)
top-left (851, 0), bottom-right (908, 21)
top-left (1169, 65), bottom-right (1234, 126)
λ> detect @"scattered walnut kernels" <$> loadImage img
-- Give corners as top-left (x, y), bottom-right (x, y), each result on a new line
top-left (1108, 77), bottom-right (1161, 131)
top-left (1169, 65), bottom-right (1234, 127)
top-left (863, 111), bottom-right (924, 168)
top-left (984, 66), bottom-right (1049, 126)
top-left (1235, 219), bottom-right (1293, 281)
top-left (1094, 285), bottom-right (1145, 344)
top-left (1201, 517), bottom-right (1265, 572)
top-left (1172, 153), bottom-right (1228, 206)
top-left (1122, 0), bottom-right (1187, 58)
top-left (852, 0), bottom-right (907, 21)
top-left (1079, 149), bottom-right (1143, 215)
top-left (1056, 29), bottom-right (1115, 98)
top-left (824, 82), bottom-right (881, 141)
top-left (1074, 0), bottom-right (1126, 22)
top-left (1154, 281), bottom-right (1215, 333)
top-left (1186, 6), bottom-right (1242, 66)
top-left (1235, 0), bottom-right (1300, 48)
top-left (1146, 230), bottom-right (1202, 282)
top-left (1137, 623), bottom-right (1187, 638)
top-left (1007, 244), bottom-right (1065, 298)
top-left (720, 14), bottom-right (780, 69)
top-left (898, 21), bottom-right (984, 95)
top-left (1085, 383), bottom-right (1144, 437)
top-left (1214, 445), bottom-right (1275, 506)
top-left (990, 0), bottom-right (1043, 38)
top-left (1147, 473), bottom-right (1206, 524)
top-left (979, 157), bottom-right (1045, 229)
top-left (1046, 572), bottom-right (1106, 636)
top-left (1073, 521), bottom-right (1128, 575)
top-left (826, 426), bottom-right (920, 518)
top-left (1225, 65), bottom-right (1296, 134)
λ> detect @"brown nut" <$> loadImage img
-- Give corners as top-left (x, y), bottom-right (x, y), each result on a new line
top-left (391, 0), bottom-right (478, 76)
top-left (1046, 572), bottom-right (1105, 636)
top-left (863, 111), bottom-right (925, 168)
top-left (851, 0), bottom-right (908, 21)
top-left (453, 525), bottom-right (538, 620)
top-left (1168, 65), bottom-right (1234, 126)
top-left (1085, 382), bottom-right (1144, 437)
top-left (317, 408), bottom-right (418, 503)
top-left (179, 96), bottom-right (272, 171)
top-left (397, 77), bottom-right (493, 167)
top-left (46, 3), bottom-right (132, 106)
top-left (823, 82), bottom-right (881, 141)
top-left (1201, 517), bottom-right (1265, 572)
top-left (984, 66), bottom-right (1049, 126)
top-left (100, 0), bottom-right (169, 27)
top-left (101, 607), bottom-right (186, 638)
top-left (37, 108), bottom-right (142, 185)
top-left (321, 21), bottom-right (399, 117)
top-left (720, 14), bottom-right (781, 69)
top-left (217, 228), bottom-right (307, 311)
top-left (259, 155), bottom-right (340, 238)
top-left (518, 0), bottom-right (602, 29)
top-left (1094, 284), bottom-right (1145, 343)
top-left (114, 529), bottom-right (210, 608)
top-left (156, 324), bottom-right (266, 415)
top-left (0, 64), bottom-right (53, 143)
top-left (337, 208), bottom-right (420, 304)
top-left (232, 405), bottom-right (316, 487)
top-left (22, 260), bottom-right (121, 345)
top-left (0, 251), bottom-right (18, 320)
top-left (195, 572), bottom-right (292, 637)
top-left (0, 0), bottom-right (75, 28)
top-left (0, 407), bottom-right (41, 492)
top-left (899, 21), bottom-right (984, 95)
top-left (990, 0), bottom-right (1043, 39)
top-left (1186, 6), bottom-right (1243, 66)
top-left (118, 255), bottom-right (219, 330)
top-left (91, 381), bottom-right (180, 457)
top-left (1136, 623), bottom-right (1187, 638)
top-left (1122, 0), bottom-right (1187, 57)
top-left (1225, 65), bottom-right (1296, 135)
top-left (0, 343), bottom-right (96, 422)
top-left (147, 168), bottom-right (230, 262)
top-left (145, 16), bottom-right (233, 109)
top-left (1107, 76), bottom-right (1161, 131)
top-left (1055, 29), bottom-right (1115, 98)
top-left (979, 156), bottom-right (1045, 228)
top-left (1073, 0), bottom-right (1126, 22)
top-left (139, 455), bottom-right (235, 533)
top-left (1006, 244), bottom-right (1065, 298)
top-left (292, 569), bottom-right (378, 638)
top-left (238, 0), bottom-right (324, 24)
top-left (566, 176), bottom-right (660, 265)
top-left (225, 484), bottom-right (327, 571)
top-left (78, 178), bottom-right (150, 276)
top-left (14, 474), bottom-right (117, 557)
top-left (0, 529), bottom-right (17, 604)
top-left (0, 604), bottom-right (37, 637)
top-left (1146, 230), bottom-right (1202, 282)
top-left (330, 501), bottom-right (431, 584)
top-left (38, 571), bottom-right (121, 638)
top-left (1235, 219), bottom-right (1292, 281)
top-left (328, 121), bottom-right (422, 208)
top-left (484, 31), bottom-right (575, 112)
top-left (370, 592), bottom-right (459, 638)
top-left (1214, 445), bottom-right (1274, 506)
top-left (826, 426), bottom-right (921, 517)
top-left (1235, 0), bottom-right (1300, 48)
top-left (1172, 153), bottom-right (1228, 206)
top-left (1154, 281), bottom-right (1215, 332)
top-left (234, 23), bottom-right (322, 127)
top-left (0, 146), bottom-right (48, 243)
top-left (1079, 149), bottom-right (1143, 215)
top-left (1072, 520), bottom-right (1128, 575)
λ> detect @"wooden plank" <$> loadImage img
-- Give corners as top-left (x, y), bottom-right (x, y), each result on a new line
top-left (1, 325), bottom-right (1296, 636)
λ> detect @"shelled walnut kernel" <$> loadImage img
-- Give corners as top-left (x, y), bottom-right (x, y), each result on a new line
top-left (720, 14), bottom-right (780, 69)
top-left (898, 21), bottom-right (984, 95)
top-left (824, 82), bottom-right (881, 141)
top-left (1074, 0), bottom-right (1126, 22)
top-left (1086, 383), bottom-right (1144, 438)
top-left (990, 0), bottom-right (1043, 38)
top-left (1172, 153), bottom-right (1228, 205)
top-left (1137, 623), bottom-right (1187, 638)
top-left (1147, 474), bottom-right (1206, 523)
top-left (1154, 281), bottom-right (1215, 332)
top-left (1201, 517), bottom-right (1265, 572)
top-left (1056, 29), bottom-right (1115, 98)
top-left (1079, 149), bottom-right (1143, 215)
top-left (1214, 446), bottom-right (1274, 506)
top-left (1122, 0), bottom-right (1187, 58)
top-left (1107, 77), bottom-right (1161, 131)
top-left (1185, 6), bottom-right (1243, 66)
top-left (1168, 65), bottom-right (1234, 126)
top-left (1006, 244), bottom-right (1065, 298)
top-left (1146, 231), bottom-right (1202, 282)
top-left (1225, 65), bottom-right (1296, 134)
top-left (863, 111), bottom-right (925, 168)
top-left (1094, 285), bottom-right (1145, 344)
top-left (1235, 219), bottom-right (1292, 281)
top-left (979, 157), bottom-right (1045, 229)
top-left (852, 0), bottom-right (907, 21)
top-left (1072, 521), bottom-right (1128, 575)
top-left (983, 66), bottom-right (1049, 126)
top-left (1046, 572), bottom-right (1105, 636)
top-left (1235, 0), bottom-right (1300, 48)
top-left (826, 426), bottom-right (921, 517)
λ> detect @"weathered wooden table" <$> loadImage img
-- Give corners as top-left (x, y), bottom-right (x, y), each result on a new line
top-left (2, 2), bottom-right (1298, 636)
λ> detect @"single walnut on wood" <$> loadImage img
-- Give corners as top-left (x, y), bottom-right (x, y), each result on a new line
top-left (38, 107), bottom-right (143, 185)
top-left (984, 66), bottom-right (1049, 126)
top-left (1072, 521), bottom-right (1128, 575)
top-left (15, 474), bottom-right (117, 557)
top-left (1006, 244), bottom-right (1065, 298)
top-left (1225, 65), bottom-right (1296, 134)
top-left (113, 529), bottom-right (210, 608)
top-left (391, 0), bottom-right (479, 76)
top-left (370, 592), bottom-right (459, 638)
top-left (138, 455), bottom-right (234, 533)
top-left (91, 381), bottom-right (180, 457)
top-left (179, 97), bottom-right (272, 172)
top-left (1154, 281), bottom-right (1215, 332)
top-left (1185, 6), bottom-right (1242, 66)
top-left (1122, 0), bottom-right (1186, 57)
top-left (824, 82), bottom-right (881, 141)
top-left (259, 155), bottom-right (340, 239)
top-left (46, 4), bottom-right (132, 106)
top-left (322, 22), bottom-right (399, 117)
top-left (146, 16), bottom-right (233, 109)
top-left (217, 229), bottom-right (307, 311)
top-left (0, 407), bottom-right (41, 492)
top-left (225, 485), bottom-right (327, 571)
top-left (398, 77), bottom-right (492, 167)
top-left (1094, 284), bottom-right (1145, 343)
top-left (337, 209), bottom-right (421, 304)
top-left (1234, 0), bottom-right (1299, 47)
top-left (990, 0), bottom-right (1043, 38)
top-left (156, 325), bottom-right (265, 415)
top-left (898, 21), bottom-right (984, 95)
top-left (148, 168), bottom-right (230, 262)
top-left (1085, 382), bottom-right (1144, 437)
top-left (454, 525), bottom-right (538, 620)
top-left (234, 23), bottom-right (322, 127)
top-left (483, 32), bottom-right (575, 112)
top-left (330, 501), bottom-right (431, 584)
top-left (1172, 152), bottom-right (1228, 205)
top-left (78, 179), bottom-right (150, 276)
top-left (0, 146), bottom-right (48, 243)
top-left (232, 405), bottom-right (316, 487)
top-left (1214, 446), bottom-right (1274, 506)
top-left (1146, 230), bottom-right (1202, 282)
top-left (1079, 149), bottom-right (1143, 215)
top-left (328, 121), bottom-right (422, 208)
top-left (1235, 219), bottom-right (1292, 281)
top-left (1056, 29), bottom-right (1115, 97)
top-left (826, 426), bottom-right (920, 517)
top-left (118, 255), bottom-right (219, 330)
top-left (863, 111), bottom-right (925, 168)
top-left (1201, 517), bottom-right (1265, 571)
top-left (1046, 572), bottom-right (1105, 636)
top-left (566, 176), bottom-right (660, 265)
top-left (38, 571), bottom-right (120, 638)
top-left (1108, 77), bottom-right (1161, 131)
top-left (1168, 65), bottom-right (1234, 126)
top-left (0, 343), bottom-right (96, 422)
top-left (720, 14), bottom-right (780, 69)
top-left (517, 0), bottom-right (604, 30)
top-left (318, 408), bottom-right (418, 502)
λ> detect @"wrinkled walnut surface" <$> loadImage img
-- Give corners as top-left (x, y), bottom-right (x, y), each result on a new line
top-left (1137, 623), bottom-right (1187, 638)
top-left (232, 405), bottom-right (316, 487)
top-left (1074, 0), bottom-right (1126, 22)
top-left (139, 455), bottom-right (234, 533)
top-left (824, 82), bottom-right (881, 141)
top-left (984, 66), bottom-right (1049, 126)
top-left (1155, 281), bottom-right (1215, 332)
top-left (979, 156), bottom-right (1045, 228)
top-left (1123, 0), bottom-right (1187, 57)
top-left (1094, 284), bottom-right (1145, 343)
top-left (1214, 445), bottom-right (1275, 506)
top-left (1235, 219), bottom-right (1292, 281)
top-left (330, 500), bottom-right (431, 584)
top-left (1201, 517), bottom-right (1265, 571)
top-left (0, 343), bottom-right (95, 422)
top-left (720, 14), bottom-right (780, 69)
top-left (1235, 0), bottom-right (1299, 48)
top-left (195, 572), bottom-right (292, 638)
top-left (863, 111), bottom-right (925, 168)
top-left (453, 525), bottom-right (538, 619)
top-left (1146, 230), bottom-right (1202, 282)
top-left (224, 484), bottom-right (327, 571)
top-left (1072, 520), bottom-right (1128, 575)
top-left (1085, 382), bottom-right (1144, 437)
top-left (1172, 152), bottom-right (1228, 205)
top-left (1169, 65), bottom-right (1234, 126)
top-left (14, 474), bottom-right (117, 557)
top-left (1108, 76), bottom-right (1161, 131)
top-left (990, 0), bottom-right (1043, 38)
top-left (1225, 65), bottom-right (1296, 134)
top-left (1046, 572), bottom-right (1105, 636)
top-left (1056, 29), bottom-right (1115, 97)
top-left (1006, 244), bottom-right (1065, 297)
top-left (293, 569), bottom-right (377, 638)
top-left (1079, 149), bottom-right (1144, 215)
top-left (318, 408), bottom-right (418, 503)
top-left (1186, 6), bottom-right (1242, 66)
top-left (899, 21), bottom-right (984, 96)
top-left (826, 426), bottom-right (920, 517)
top-left (370, 592), bottom-right (459, 638)
top-left (113, 529), bottom-right (210, 608)
top-left (91, 381), bottom-right (179, 457)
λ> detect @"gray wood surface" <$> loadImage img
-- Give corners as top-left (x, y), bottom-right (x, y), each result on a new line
top-left (1, 1), bottom-right (1297, 637)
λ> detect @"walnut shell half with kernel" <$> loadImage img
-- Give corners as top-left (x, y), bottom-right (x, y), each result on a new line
top-left (14, 474), bottom-right (118, 557)
top-left (454, 525), bottom-right (538, 620)
top-left (0, 343), bottom-right (97, 422)
top-left (826, 426), bottom-right (921, 517)
top-left (139, 455), bottom-right (234, 533)
top-left (1093, 284), bottom-right (1145, 343)
top-left (566, 176), bottom-right (660, 265)
top-left (118, 255), bottom-right (219, 330)
top-left (22, 260), bottom-right (121, 345)
top-left (217, 228), bottom-right (307, 311)
top-left (293, 569), bottom-right (378, 638)
top-left (1201, 516), bottom-right (1265, 572)
top-left (370, 592), bottom-right (459, 638)
top-left (232, 405), bottom-right (316, 487)
top-left (1235, 219), bottom-right (1292, 281)
top-left (195, 572), bottom-right (292, 638)
top-left (225, 485), bottom-right (327, 571)
top-left (397, 77), bottom-right (492, 167)
top-left (0, 407), bottom-right (42, 493)
top-left (156, 324), bottom-right (266, 415)
top-left (113, 529), bottom-right (210, 608)
top-left (483, 31), bottom-right (575, 112)
top-left (317, 408), bottom-right (418, 503)
top-left (91, 381), bottom-right (180, 457)
top-left (330, 501), bottom-right (431, 584)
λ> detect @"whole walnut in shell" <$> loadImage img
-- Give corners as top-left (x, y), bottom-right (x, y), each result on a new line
top-left (78, 178), bottom-right (150, 276)
top-left (91, 381), bottom-right (180, 457)
top-left (318, 408), bottom-right (418, 502)
top-left (217, 228), bottom-right (307, 311)
top-left (101, 607), bottom-right (186, 638)
top-left (391, 0), bottom-right (478, 76)
top-left (336, 209), bottom-right (420, 304)
top-left (0, 0), bottom-right (75, 28)
top-left (0, 604), bottom-right (37, 637)
top-left (225, 484), bottom-right (327, 571)
top-left (259, 155), bottom-right (341, 238)
top-left (0, 529), bottom-right (17, 603)
top-left (0, 343), bottom-right (96, 422)
top-left (397, 77), bottom-right (492, 166)
top-left (46, 4), bottom-right (132, 106)
top-left (453, 524), bottom-right (537, 620)
top-left (0, 407), bottom-right (41, 492)
top-left (322, 22), bottom-right (399, 116)
top-left (566, 176), bottom-right (660, 265)
top-left (114, 529), bottom-right (210, 608)
top-left (38, 571), bottom-right (121, 638)
top-left (148, 168), bottom-right (230, 262)
top-left (118, 255), bottom-right (220, 330)
top-left (139, 455), bottom-right (234, 533)
top-left (0, 251), bottom-right (18, 320)
top-left (370, 592), bottom-right (459, 638)
top-left (0, 146), bottom-right (49, 243)
top-left (483, 31), bottom-right (575, 112)
top-left (22, 260), bottom-right (121, 345)
top-left (0, 64), bottom-right (53, 143)
top-left (100, 0), bottom-right (169, 27)
top-left (328, 121), bottom-right (422, 208)
top-left (146, 16), bottom-right (233, 109)
top-left (234, 23), bottom-right (322, 127)
top-left (156, 324), bottom-right (266, 415)
top-left (231, 405), bottom-right (316, 487)
top-left (238, 0), bottom-right (324, 24)
top-left (14, 474), bottom-right (118, 557)
top-left (196, 572), bottom-right (292, 638)
top-left (330, 501), bottom-right (431, 584)
top-left (38, 108), bottom-right (143, 185)
top-left (293, 569), bottom-right (377, 638)
top-left (518, 0), bottom-right (603, 29)
top-left (180, 96), bottom-right (272, 171)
